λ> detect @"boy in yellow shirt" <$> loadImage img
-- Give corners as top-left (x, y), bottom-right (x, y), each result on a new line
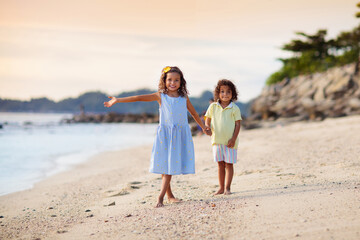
top-left (205, 79), bottom-right (242, 195)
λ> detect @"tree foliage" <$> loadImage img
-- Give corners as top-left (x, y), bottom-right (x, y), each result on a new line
top-left (267, 3), bottom-right (360, 85)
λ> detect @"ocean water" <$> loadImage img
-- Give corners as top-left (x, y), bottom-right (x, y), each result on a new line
top-left (0, 112), bottom-right (158, 196)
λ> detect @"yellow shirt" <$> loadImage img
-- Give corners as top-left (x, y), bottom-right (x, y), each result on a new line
top-left (205, 102), bottom-right (242, 148)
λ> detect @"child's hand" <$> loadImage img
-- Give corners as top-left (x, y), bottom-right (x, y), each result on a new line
top-left (227, 138), bottom-right (236, 148)
top-left (104, 96), bottom-right (117, 108)
top-left (203, 127), bottom-right (212, 136)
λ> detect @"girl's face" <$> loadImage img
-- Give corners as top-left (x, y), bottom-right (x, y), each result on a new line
top-left (165, 72), bottom-right (181, 92)
top-left (219, 85), bottom-right (232, 103)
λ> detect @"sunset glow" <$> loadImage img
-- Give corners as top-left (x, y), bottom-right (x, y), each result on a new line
top-left (0, 0), bottom-right (358, 101)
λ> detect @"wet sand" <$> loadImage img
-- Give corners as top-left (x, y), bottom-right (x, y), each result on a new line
top-left (0, 116), bottom-right (359, 239)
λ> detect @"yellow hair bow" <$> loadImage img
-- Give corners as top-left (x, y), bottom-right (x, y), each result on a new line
top-left (163, 66), bottom-right (171, 73)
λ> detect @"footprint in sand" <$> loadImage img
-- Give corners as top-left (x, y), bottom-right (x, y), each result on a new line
top-left (105, 181), bottom-right (143, 197)
top-left (103, 201), bottom-right (116, 207)
top-left (237, 170), bottom-right (255, 175)
top-left (130, 181), bottom-right (142, 185)
top-left (129, 181), bottom-right (142, 189)
top-left (107, 189), bottom-right (130, 197)
top-left (129, 181), bottom-right (143, 189)
top-left (276, 173), bottom-right (295, 177)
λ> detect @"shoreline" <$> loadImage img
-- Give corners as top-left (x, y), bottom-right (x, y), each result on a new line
top-left (0, 120), bottom-right (158, 197)
top-left (0, 149), bottom-right (104, 197)
top-left (1, 116), bottom-right (360, 239)
top-left (0, 144), bottom-right (153, 197)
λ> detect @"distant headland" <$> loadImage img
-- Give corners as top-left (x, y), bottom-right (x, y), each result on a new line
top-left (0, 89), bottom-right (250, 117)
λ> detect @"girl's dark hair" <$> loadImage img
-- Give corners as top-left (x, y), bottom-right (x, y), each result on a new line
top-left (158, 66), bottom-right (189, 97)
top-left (214, 79), bottom-right (238, 102)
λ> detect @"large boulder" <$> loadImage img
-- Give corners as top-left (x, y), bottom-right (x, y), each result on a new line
top-left (249, 63), bottom-right (359, 121)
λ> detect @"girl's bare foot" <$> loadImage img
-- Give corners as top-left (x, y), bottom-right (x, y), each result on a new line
top-left (214, 189), bottom-right (224, 195)
top-left (224, 189), bottom-right (232, 195)
top-left (168, 197), bottom-right (182, 204)
top-left (155, 197), bottom-right (164, 208)
top-left (155, 202), bottom-right (164, 208)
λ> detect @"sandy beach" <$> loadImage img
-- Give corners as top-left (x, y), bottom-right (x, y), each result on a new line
top-left (0, 116), bottom-right (359, 239)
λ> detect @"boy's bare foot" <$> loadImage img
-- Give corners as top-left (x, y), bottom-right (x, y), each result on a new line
top-left (168, 197), bottom-right (182, 203)
top-left (214, 189), bottom-right (224, 195)
top-left (224, 189), bottom-right (232, 195)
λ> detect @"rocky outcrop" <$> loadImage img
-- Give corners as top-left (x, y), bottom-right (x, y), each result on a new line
top-left (61, 112), bottom-right (201, 135)
top-left (249, 63), bottom-right (360, 121)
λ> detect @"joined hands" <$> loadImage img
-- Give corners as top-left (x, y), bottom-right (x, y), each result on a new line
top-left (203, 127), bottom-right (212, 136)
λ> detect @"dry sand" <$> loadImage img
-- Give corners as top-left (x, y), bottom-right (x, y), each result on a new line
top-left (0, 116), bottom-right (359, 239)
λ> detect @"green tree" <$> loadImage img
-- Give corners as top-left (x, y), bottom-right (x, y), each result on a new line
top-left (283, 30), bottom-right (333, 59)
top-left (335, 25), bottom-right (360, 67)
top-left (267, 2), bottom-right (360, 85)
top-left (355, 2), bottom-right (360, 73)
top-left (356, 2), bottom-right (360, 18)
top-left (266, 30), bottom-right (337, 85)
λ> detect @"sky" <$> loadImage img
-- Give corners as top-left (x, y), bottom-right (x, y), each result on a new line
top-left (0, 0), bottom-right (359, 103)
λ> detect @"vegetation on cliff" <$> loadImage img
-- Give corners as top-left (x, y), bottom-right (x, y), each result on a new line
top-left (267, 3), bottom-right (360, 85)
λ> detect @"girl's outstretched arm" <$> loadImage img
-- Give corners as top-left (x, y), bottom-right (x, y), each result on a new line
top-left (186, 96), bottom-right (211, 135)
top-left (104, 92), bottom-right (161, 108)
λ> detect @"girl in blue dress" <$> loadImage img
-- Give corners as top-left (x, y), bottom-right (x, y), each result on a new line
top-left (104, 66), bottom-right (211, 207)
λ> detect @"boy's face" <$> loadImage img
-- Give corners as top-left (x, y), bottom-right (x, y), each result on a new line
top-left (219, 85), bottom-right (232, 103)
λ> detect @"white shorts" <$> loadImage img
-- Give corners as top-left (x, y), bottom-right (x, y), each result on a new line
top-left (212, 144), bottom-right (237, 164)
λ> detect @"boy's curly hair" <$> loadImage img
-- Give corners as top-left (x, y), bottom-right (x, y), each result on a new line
top-left (158, 66), bottom-right (189, 97)
top-left (214, 79), bottom-right (238, 102)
